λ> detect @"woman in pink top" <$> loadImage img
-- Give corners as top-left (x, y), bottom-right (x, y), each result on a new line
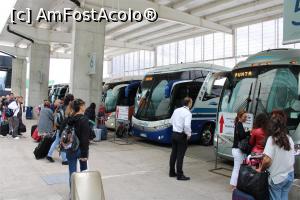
top-left (249, 113), bottom-right (269, 154)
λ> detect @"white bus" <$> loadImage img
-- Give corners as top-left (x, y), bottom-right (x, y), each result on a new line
top-left (213, 49), bottom-right (300, 177)
top-left (132, 63), bottom-right (228, 145)
top-left (103, 76), bottom-right (143, 129)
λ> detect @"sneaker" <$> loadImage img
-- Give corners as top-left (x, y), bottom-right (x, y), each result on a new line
top-left (62, 161), bottom-right (68, 165)
top-left (46, 156), bottom-right (55, 163)
top-left (13, 136), bottom-right (20, 140)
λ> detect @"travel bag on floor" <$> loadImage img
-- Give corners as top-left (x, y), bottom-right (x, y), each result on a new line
top-left (232, 189), bottom-right (255, 200)
top-left (33, 134), bottom-right (55, 160)
top-left (97, 125), bottom-right (107, 140)
top-left (1, 122), bottom-right (9, 136)
top-left (93, 128), bottom-right (102, 142)
top-left (32, 128), bottom-right (41, 142)
top-left (237, 164), bottom-right (269, 200)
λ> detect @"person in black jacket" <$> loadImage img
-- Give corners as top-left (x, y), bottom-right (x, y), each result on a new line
top-left (84, 102), bottom-right (96, 122)
top-left (66, 99), bottom-right (91, 187)
top-left (230, 109), bottom-right (250, 189)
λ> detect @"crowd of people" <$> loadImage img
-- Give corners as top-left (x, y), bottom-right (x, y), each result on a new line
top-left (0, 93), bottom-right (25, 139)
top-left (230, 109), bottom-right (295, 200)
top-left (34, 94), bottom-right (104, 189)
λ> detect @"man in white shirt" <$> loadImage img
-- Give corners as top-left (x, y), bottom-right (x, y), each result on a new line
top-left (8, 96), bottom-right (20, 139)
top-left (169, 97), bottom-right (193, 181)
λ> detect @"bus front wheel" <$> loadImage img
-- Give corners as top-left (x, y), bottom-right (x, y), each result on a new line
top-left (200, 125), bottom-right (214, 146)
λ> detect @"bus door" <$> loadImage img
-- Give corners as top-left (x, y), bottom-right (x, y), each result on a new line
top-left (169, 80), bottom-right (202, 112)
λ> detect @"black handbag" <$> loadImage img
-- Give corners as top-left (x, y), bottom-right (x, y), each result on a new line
top-left (19, 122), bottom-right (27, 133)
top-left (237, 164), bottom-right (269, 200)
top-left (238, 136), bottom-right (252, 155)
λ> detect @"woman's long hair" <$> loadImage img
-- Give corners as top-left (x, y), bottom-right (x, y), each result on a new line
top-left (269, 113), bottom-right (291, 151)
top-left (235, 109), bottom-right (247, 124)
top-left (253, 113), bottom-right (269, 134)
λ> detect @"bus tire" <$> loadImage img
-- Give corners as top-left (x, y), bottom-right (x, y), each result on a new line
top-left (200, 124), bottom-right (214, 146)
top-left (116, 126), bottom-right (125, 138)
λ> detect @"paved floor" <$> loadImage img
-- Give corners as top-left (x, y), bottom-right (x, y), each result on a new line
top-left (0, 119), bottom-right (299, 200)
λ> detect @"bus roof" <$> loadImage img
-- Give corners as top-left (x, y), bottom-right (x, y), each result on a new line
top-left (146, 63), bottom-right (228, 75)
top-left (104, 75), bottom-right (143, 84)
top-left (234, 48), bottom-right (300, 70)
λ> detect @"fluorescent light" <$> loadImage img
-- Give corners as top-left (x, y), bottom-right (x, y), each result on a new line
top-left (0, 0), bottom-right (17, 33)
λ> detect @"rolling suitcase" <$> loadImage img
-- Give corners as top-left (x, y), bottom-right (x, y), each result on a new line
top-left (1, 122), bottom-right (9, 136)
top-left (31, 125), bottom-right (38, 136)
top-left (93, 128), bottom-right (102, 142)
top-left (232, 189), bottom-right (255, 200)
top-left (33, 134), bottom-right (55, 160)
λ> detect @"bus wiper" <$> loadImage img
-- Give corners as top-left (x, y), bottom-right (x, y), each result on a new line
top-left (246, 83), bottom-right (253, 111)
top-left (254, 82), bottom-right (262, 117)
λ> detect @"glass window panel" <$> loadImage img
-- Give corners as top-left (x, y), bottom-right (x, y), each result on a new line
top-left (178, 40), bottom-right (186, 63)
top-left (163, 44), bottom-right (170, 65)
top-left (145, 51), bottom-right (150, 68)
top-left (224, 34), bottom-right (233, 57)
top-left (170, 42), bottom-right (177, 64)
top-left (124, 54), bottom-right (129, 72)
top-left (157, 46), bottom-right (163, 66)
top-left (204, 34), bottom-right (213, 60)
top-left (224, 58), bottom-right (236, 69)
top-left (263, 20), bottom-right (276, 50)
top-left (249, 23), bottom-right (262, 54)
top-left (129, 53), bottom-right (134, 72)
top-left (150, 51), bottom-right (154, 67)
top-left (214, 59), bottom-right (224, 66)
top-left (186, 38), bottom-right (194, 62)
top-left (139, 50), bottom-right (145, 69)
top-left (236, 26), bottom-right (249, 56)
top-left (214, 33), bottom-right (224, 59)
top-left (195, 36), bottom-right (202, 61)
top-left (134, 52), bottom-right (139, 70)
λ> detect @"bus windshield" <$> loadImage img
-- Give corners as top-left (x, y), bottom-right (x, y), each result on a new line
top-left (135, 70), bottom-right (209, 121)
top-left (105, 89), bottom-right (118, 113)
top-left (219, 66), bottom-right (300, 130)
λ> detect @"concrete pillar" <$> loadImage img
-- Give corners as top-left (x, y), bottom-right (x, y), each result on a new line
top-left (70, 11), bottom-right (105, 106)
top-left (11, 58), bottom-right (27, 98)
top-left (28, 43), bottom-right (50, 110)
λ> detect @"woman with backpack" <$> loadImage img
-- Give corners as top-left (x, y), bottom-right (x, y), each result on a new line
top-left (64, 99), bottom-right (91, 187)
top-left (230, 109), bottom-right (250, 189)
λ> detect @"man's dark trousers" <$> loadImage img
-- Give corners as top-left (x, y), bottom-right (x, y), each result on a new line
top-left (169, 132), bottom-right (188, 176)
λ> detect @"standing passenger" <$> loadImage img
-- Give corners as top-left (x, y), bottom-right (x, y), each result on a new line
top-left (249, 113), bottom-right (269, 154)
top-left (66, 99), bottom-right (90, 187)
top-left (258, 112), bottom-right (294, 200)
top-left (38, 102), bottom-right (54, 137)
top-left (169, 97), bottom-right (193, 181)
top-left (230, 109), bottom-right (249, 189)
top-left (8, 95), bottom-right (20, 139)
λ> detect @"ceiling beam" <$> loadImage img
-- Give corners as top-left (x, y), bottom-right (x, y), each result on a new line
top-left (141, 28), bottom-right (209, 46)
top-left (83, 0), bottom-right (233, 33)
top-left (0, 45), bottom-right (27, 59)
top-left (128, 25), bottom-right (192, 44)
top-left (219, 5), bottom-right (283, 25)
top-left (9, 25), bottom-right (154, 51)
top-left (113, 21), bottom-right (173, 41)
top-left (190, 0), bottom-right (248, 17)
top-left (232, 13), bottom-right (283, 28)
top-left (206, 0), bottom-right (282, 21)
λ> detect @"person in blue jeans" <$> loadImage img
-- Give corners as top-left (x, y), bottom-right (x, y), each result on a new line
top-left (258, 111), bottom-right (295, 200)
top-left (66, 99), bottom-right (90, 187)
top-left (46, 99), bottom-right (67, 164)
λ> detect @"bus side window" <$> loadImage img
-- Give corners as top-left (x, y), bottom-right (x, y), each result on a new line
top-left (203, 85), bottom-right (222, 101)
